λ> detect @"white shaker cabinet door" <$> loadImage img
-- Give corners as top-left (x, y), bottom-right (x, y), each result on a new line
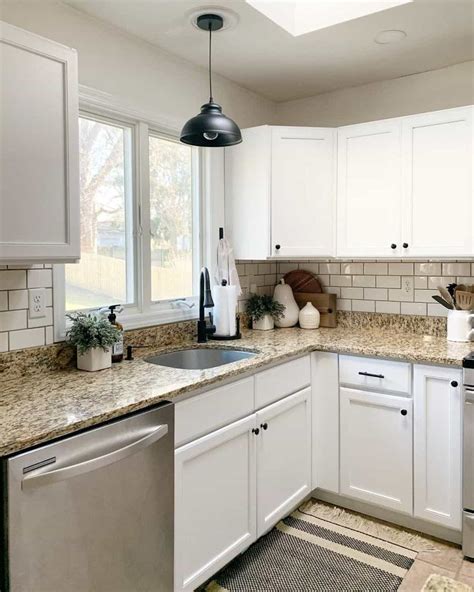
top-left (0, 21), bottom-right (79, 263)
top-left (271, 127), bottom-right (335, 258)
top-left (414, 365), bottom-right (462, 530)
top-left (337, 120), bottom-right (403, 258)
top-left (256, 387), bottom-right (312, 536)
top-left (174, 415), bottom-right (257, 592)
top-left (340, 387), bottom-right (413, 514)
top-left (402, 107), bottom-right (473, 257)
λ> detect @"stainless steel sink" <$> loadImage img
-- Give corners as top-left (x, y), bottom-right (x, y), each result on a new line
top-left (145, 348), bottom-right (256, 370)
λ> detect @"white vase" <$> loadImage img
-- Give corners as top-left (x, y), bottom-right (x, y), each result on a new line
top-left (447, 310), bottom-right (474, 342)
top-left (273, 279), bottom-right (299, 328)
top-left (77, 347), bottom-right (112, 371)
top-left (299, 302), bottom-right (320, 329)
top-left (253, 314), bottom-right (275, 331)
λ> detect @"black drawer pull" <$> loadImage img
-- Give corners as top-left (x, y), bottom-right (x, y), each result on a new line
top-left (260, 423), bottom-right (268, 430)
top-left (451, 380), bottom-right (458, 388)
top-left (403, 243), bottom-right (409, 249)
top-left (400, 409), bottom-right (408, 416)
top-left (275, 244), bottom-right (281, 250)
top-left (391, 243), bottom-right (397, 249)
top-left (252, 428), bottom-right (260, 436)
top-left (358, 371), bottom-right (385, 379)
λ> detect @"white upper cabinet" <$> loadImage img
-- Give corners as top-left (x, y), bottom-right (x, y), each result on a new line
top-left (337, 120), bottom-right (403, 258)
top-left (225, 126), bottom-right (335, 260)
top-left (0, 21), bottom-right (80, 263)
top-left (336, 106), bottom-right (473, 259)
top-left (402, 107), bottom-right (473, 257)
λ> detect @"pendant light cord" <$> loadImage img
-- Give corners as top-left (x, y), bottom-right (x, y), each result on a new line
top-left (208, 23), bottom-right (213, 103)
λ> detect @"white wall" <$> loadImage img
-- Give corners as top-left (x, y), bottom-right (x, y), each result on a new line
top-left (0, 0), bottom-right (276, 129)
top-left (274, 61), bottom-right (474, 127)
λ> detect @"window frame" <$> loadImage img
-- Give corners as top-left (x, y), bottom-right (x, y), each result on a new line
top-left (54, 95), bottom-right (204, 341)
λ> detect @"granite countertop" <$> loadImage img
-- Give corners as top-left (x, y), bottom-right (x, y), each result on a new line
top-left (1, 326), bottom-right (472, 457)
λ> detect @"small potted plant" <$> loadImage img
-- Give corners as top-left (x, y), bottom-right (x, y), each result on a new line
top-left (246, 293), bottom-right (285, 331)
top-left (66, 312), bottom-right (121, 371)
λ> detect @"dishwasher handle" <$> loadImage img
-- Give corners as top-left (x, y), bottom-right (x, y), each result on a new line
top-left (22, 424), bottom-right (168, 490)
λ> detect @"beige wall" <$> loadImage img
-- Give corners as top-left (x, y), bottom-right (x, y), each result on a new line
top-left (274, 61), bottom-right (474, 127)
top-left (0, 0), bottom-right (276, 129)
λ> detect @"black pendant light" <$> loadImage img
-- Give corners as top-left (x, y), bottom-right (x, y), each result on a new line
top-left (180, 14), bottom-right (242, 147)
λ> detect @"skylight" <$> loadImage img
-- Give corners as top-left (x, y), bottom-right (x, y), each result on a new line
top-left (246, 0), bottom-right (413, 36)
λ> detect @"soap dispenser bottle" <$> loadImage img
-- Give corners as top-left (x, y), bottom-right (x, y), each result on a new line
top-left (108, 305), bottom-right (124, 363)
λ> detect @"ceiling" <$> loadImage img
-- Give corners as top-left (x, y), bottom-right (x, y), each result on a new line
top-left (64, 0), bottom-right (474, 102)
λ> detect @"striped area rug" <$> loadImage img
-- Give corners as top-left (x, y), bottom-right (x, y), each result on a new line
top-left (205, 509), bottom-right (416, 591)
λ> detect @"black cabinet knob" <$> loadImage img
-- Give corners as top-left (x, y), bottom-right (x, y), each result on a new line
top-left (403, 242), bottom-right (409, 248)
top-left (275, 244), bottom-right (281, 250)
top-left (391, 243), bottom-right (397, 249)
top-left (260, 423), bottom-right (268, 430)
top-left (451, 380), bottom-right (458, 388)
top-left (252, 428), bottom-right (260, 435)
top-left (400, 409), bottom-right (408, 416)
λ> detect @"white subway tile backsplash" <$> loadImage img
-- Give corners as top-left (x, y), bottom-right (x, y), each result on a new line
top-left (442, 263), bottom-right (471, 276)
top-left (337, 299), bottom-right (352, 311)
top-left (9, 327), bottom-right (45, 350)
top-left (341, 263), bottom-right (364, 275)
top-left (376, 276), bottom-right (401, 289)
top-left (414, 276), bottom-right (428, 289)
top-left (330, 275), bottom-right (352, 287)
top-left (427, 303), bottom-right (449, 317)
top-left (364, 263), bottom-right (387, 275)
top-left (27, 269), bottom-right (52, 288)
top-left (319, 263), bottom-right (340, 275)
top-left (427, 276), bottom-right (455, 290)
top-left (257, 263), bottom-right (272, 275)
top-left (326, 287), bottom-right (341, 297)
top-left (352, 300), bottom-right (375, 312)
top-left (0, 292), bottom-right (7, 311)
top-left (389, 263), bottom-right (413, 276)
top-left (0, 270), bottom-right (27, 290)
top-left (45, 325), bottom-right (54, 344)
top-left (376, 301), bottom-right (400, 314)
top-left (353, 275), bottom-right (376, 288)
top-left (301, 263), bottom-right (319, 274)
top-left (0, 310), bottom-right (27, 331)
top-left (401, 302), bottom-right (427, 316)
top-left (0, 332), bottom-right (8, 352)
top-left (414, 262), bottom-right (442, 276)
top-left (341, 287), bottom-right (364, 299)
top-left (414, 289), bottom-right (438, 303)
top-left (364, 288), bottom-right (388, 301)
top-left (8, 289), bottom-right (28, 310)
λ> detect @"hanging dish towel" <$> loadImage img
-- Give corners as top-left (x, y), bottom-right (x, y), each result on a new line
top-left (215, 238), bottom-right (242, 296)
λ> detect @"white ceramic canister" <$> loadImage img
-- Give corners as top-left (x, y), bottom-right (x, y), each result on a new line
top-left (447, 310), bottom-right (474, 342)
top-left (253, 314), bottom-right (275, 331)
top-left (299, 302), bottom-right (320, 329)
top-left (273, 279), bottom-right (299, 328)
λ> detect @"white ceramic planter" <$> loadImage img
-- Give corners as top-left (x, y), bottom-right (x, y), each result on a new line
top-left (253, 314), bottom-right (275, 331)
top-left (447, 310), bottom-right (474, 342)
top-left (77, 347), bottom-right (112, 372)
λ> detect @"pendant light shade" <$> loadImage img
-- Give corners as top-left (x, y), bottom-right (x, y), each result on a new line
top-left (180, 14), bottom-right (242, 148)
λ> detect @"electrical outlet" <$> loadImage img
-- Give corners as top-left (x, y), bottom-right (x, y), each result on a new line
top-left (403, 276), bottom-right (414, 297)
top-left (29, 288), bottom-right (46, 319)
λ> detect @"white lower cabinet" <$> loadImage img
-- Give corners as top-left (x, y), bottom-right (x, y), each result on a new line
top-left (174, 383), bottom-right (312, 591)
top-left (340, 387), bottom-right (413, 514)
top-left (256, 388), bottom-right (312, 536)
top-left (414, 364), bottom-right (462, 530)
top-left (174, 415), bottom-right (257, 592)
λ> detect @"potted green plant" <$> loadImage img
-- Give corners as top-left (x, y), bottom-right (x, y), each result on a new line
top-left (246, 293), bottom-right (285, 331)
top-left (66, 312), bottom-right (121, 371)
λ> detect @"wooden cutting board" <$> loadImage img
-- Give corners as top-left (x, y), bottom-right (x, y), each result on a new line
top-left (293, 293), bottom-right (337, 328)
top-left (283, 270), bottom-right (322, 294)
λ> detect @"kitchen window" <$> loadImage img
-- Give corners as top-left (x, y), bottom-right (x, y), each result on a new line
top-left (55, 107), bottom-right (201, 339)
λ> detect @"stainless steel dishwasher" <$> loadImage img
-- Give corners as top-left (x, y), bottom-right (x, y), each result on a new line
top-left (3, 402), bottom-right (174, 592)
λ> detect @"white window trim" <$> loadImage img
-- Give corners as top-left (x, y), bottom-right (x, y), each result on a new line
top-left (53, 86), bottom-right (219, 342)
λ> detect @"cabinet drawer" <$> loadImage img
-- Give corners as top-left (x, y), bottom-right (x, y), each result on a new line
top-left (255, 355), bottom-right (311, 409)
top-left (339, 355), bottom-right (411, 395)
top-left (175, 377), bottom-right (254, 447)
